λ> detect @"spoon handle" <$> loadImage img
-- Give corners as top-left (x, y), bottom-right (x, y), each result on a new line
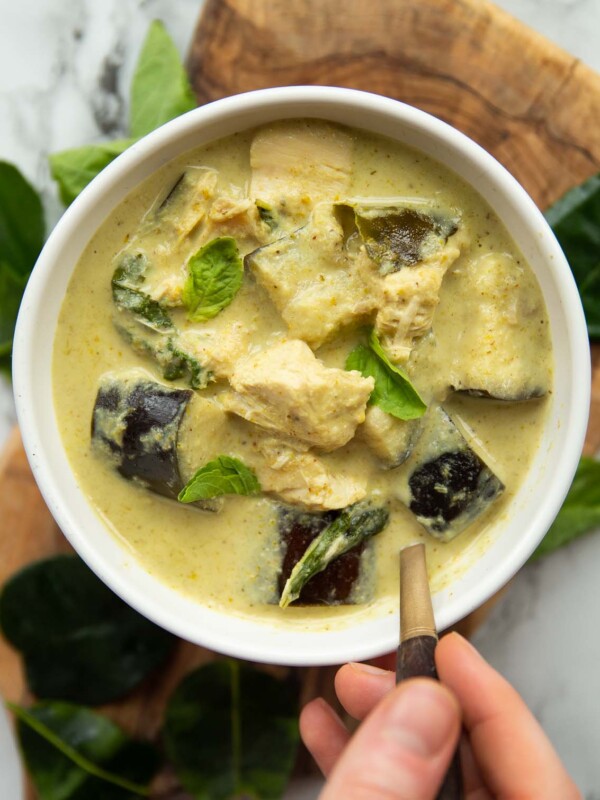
top-left (397, 544), bottom-right (463, 800)
top-left (396, 635), bottom-right (463, 800)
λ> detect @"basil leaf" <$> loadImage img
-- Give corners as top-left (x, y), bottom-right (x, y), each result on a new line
top-left (163, 661), bottom-right (299, 800)
top-left (0, 260), bottom-right (29, 372)
top-left (345, 331), bottom-right (426, 420)
top-left (183, 237), bottom-right (243, 322)
top-left (545, 173), bottom-right (600, 338)
top-left (178, 456), bottom-right (260, 503)
top-left (530, 457), bottom-right (600, 561)
top-left (0, 348), bottom-right (11, 378)
top-left (161, 338), bottom-right (208, 389)
top-left (9, 701), bottom-right (158, 799)
top-left (49, 139), bottom-right (136, 206)
top-left (0, 161), bottom-right (44, 275)
top-left (111, 252), bottom-right (173, 332)
top-left (0, 162), bottom-right (44, 376)
top-left (112, 286), bottom-right (174, 331)
top-left (130, 20), bottom-right (197, 138)
top-left (0, 555), bottom-right (176, 704)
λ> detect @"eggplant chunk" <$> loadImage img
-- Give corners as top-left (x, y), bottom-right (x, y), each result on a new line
top-left (279, 501), bottom-right (389, 607)
top-left (396, 406), bottom-right (504, 541)
top-left (277, 507), bottom-right (366, 605)
top-left (245, 205), bottom-right (375, 347)
top-left (343, 201), bottom-right (459, 275)
top-left (92, 373), bottom-right (192, 499)
top-left (154, 167), bottom-right (218, 239)
top-left (446, 253), bottom-right (550, 401)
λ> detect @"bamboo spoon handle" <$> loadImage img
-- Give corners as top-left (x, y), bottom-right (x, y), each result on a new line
top-left (396, 544), bottom-right (464, 800)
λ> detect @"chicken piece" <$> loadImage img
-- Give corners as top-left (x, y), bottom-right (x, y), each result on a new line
top-left (204, 194), bottom-right (271, 246)
top-left (446, 253), bottom-right (551, 400)
top-left (334, 201), bottom-right (465, 363)
top-left (221, 340), bottom-right (374, 451)
top-left (254, 438), bottom-right (366, 511)
top-left (250, 121), bottom-right (354, 228)
top-left (246, 205), bottom-right (376, 347)
top-left (147, 274), bottom-right (186, 307)
top-left (373, 231), bottom-right (465, 363)
top-left (176, 323), bottom-right (249, 381)
top-left (359, 406), bottom-right (422, 468)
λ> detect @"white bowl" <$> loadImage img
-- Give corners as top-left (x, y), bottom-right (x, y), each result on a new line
top-left (13, 86), bottom-right (589, 665)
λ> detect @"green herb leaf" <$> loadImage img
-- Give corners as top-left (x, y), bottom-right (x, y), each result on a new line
top-left (183, 237), bottom-right (243, 322)
top-left (0, 260), bottom-right (29, 367)
top-left (130, 20), bottom-right (197, 138)
top-left (345, 330), bottom-right (426, 420)
top-left (49, 139), bottom-right (136, 206)
top-left (112, 286), bottom-right (174, 332)
top-left (111, 252), bottom-right (174, 332)
top-left (161, 338), bottom-right (207, 389)
top-left (163, 660), bottom-right (299, 800)
top-left (545, 173), bottom-right (600, 338)
top-left (178, 456), bottom-right (260, 503)
top-left (0, 162), bottom-right (45, 375)
top-left (0, 555), bottom-right (176, 704)
top-left (0, 161), bottom-right (44, 275)
top-left (530, 457), bottom-right (600, 561)
top-left (9, 701), bottom-right (158, 799)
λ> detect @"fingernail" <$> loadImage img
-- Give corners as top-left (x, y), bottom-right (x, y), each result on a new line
top-left (383, 681), bottom-right (458, 758)
top-left (349, 661), bottom-right (390, 676)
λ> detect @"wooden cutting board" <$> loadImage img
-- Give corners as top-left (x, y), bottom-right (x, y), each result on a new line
top-left (2, 0), bottom-right (600, 794)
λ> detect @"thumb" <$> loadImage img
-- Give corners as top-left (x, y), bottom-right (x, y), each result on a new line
top-left (320, 678), bottom-right (461, 800)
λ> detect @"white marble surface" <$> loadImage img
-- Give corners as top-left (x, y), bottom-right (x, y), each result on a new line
top-left (1, 1), bottom-right (599, 798)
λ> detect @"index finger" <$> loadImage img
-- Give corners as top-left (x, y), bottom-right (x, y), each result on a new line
top-left (436, 633), bottom-right (581, 800)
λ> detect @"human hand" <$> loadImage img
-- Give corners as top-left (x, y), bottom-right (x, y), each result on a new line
top-left (300, 632), bottom-right (580, 799)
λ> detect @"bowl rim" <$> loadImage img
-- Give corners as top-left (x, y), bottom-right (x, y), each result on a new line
top-left (13, 85), bottom-right (590, 665)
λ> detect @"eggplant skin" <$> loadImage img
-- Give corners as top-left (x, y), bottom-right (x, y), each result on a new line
top-left (277, 507), bottom-right (363, 605)
top-left (452, 386), bottom-right (547, 402)
top-left (408, 449), bottom-right (504, 538)
top-left (92, 375), bottom-right (192, 499)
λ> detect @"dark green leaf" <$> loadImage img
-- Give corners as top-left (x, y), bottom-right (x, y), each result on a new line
top-left (575, 261), bottom-right (600, 340)
top-left (112, 285), bottom-right (173, 331)
top-left (0, 161), bottom-right (44, 276)
top-left (49, 140), bottom-right (136, 206)
top-left (130, 20), bottom-right (197, 138)
top-left (183, 237), bottom-right (243, 322)
top-left (0, 351), bottom-right (11, 378)
top-left (0, 555), bottom-right (176, 704)
top-left (161, 338), bottom-right (207, 389)
top-left (163, 660), bottom-right (299, 800)
top-left (530, 457), bottom-right (600, 561)
top-left (10, 701), bottom-right (158, 799)
top-left (112, 252), bottom-right (174, 332)
top-left (345, 331), bottom-right (426, 420)
top-left (0, 260), bottom-right (29, 358)
top-left (178, 456), bottom-right (260, 503)
top-left (545, 173), bottom-right (600, 338)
